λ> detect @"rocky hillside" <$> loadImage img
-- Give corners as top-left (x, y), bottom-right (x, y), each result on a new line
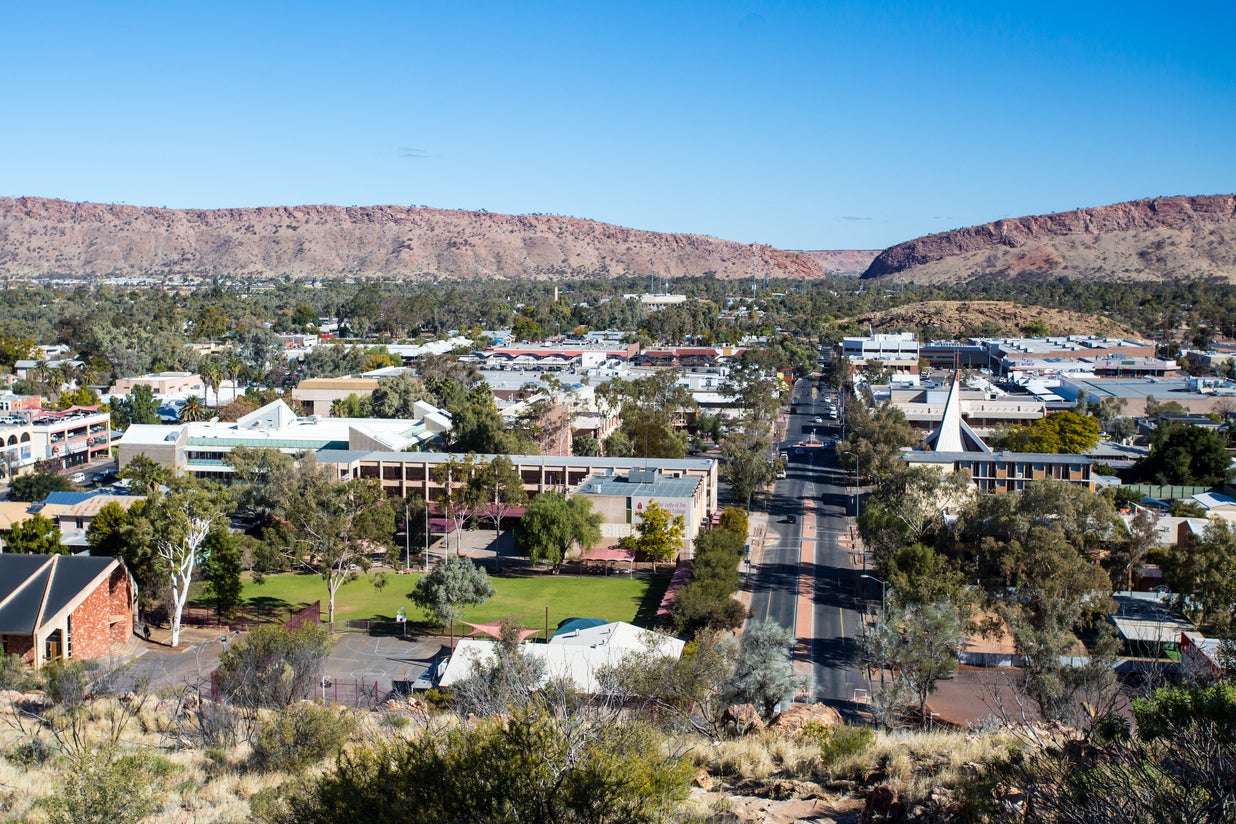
top-left (862, 195), bottom-right (1236, 284)
top-left (799, 249), bottom-right (880, 276)
top-left (0, 196), bottom-right (825, 282)
top-left (850, 300), bottom-right (1135, 339)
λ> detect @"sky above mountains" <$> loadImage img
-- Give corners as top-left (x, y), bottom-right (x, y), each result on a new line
top-left (3, 2), bottom-right (1234, 251)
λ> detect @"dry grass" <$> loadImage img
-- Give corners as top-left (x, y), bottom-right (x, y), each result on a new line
top-left (681, 724), bottom-right (1019, 802)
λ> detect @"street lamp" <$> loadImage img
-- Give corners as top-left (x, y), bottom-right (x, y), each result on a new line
top-left (843, 450), bottom-right (861, 520)
top-left (860, 573), bottom-right (888, 616)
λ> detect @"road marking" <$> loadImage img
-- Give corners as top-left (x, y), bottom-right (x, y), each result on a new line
top-left (839, 608), bottom-right (845, 640)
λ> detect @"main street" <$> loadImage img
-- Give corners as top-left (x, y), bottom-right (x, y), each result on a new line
top-left (745, 376), bottom-right (869, 711)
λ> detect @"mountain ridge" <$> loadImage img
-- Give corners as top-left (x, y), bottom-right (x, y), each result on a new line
top-left (861, 194), bottom-right (1236, 283)
top-left (0, 196), bottom-right (826, 282)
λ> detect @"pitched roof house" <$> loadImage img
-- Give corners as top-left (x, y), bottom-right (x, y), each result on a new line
top-left (0, 554), bottom-right (135, 668)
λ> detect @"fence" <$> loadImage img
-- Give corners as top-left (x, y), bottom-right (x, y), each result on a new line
top-left (1120, 484), bottom-right (1213, 502)
top-left (284, 601), bottom-right (321, 632)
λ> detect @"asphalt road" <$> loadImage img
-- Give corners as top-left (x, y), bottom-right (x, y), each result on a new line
top-left (746, 376), bottom-right (870, 712)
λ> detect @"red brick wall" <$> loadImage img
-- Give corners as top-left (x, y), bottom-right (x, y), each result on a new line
top-left (3, 635), bottom-right (35, 666)
top-left (68, 565), bottom-right (132, 660)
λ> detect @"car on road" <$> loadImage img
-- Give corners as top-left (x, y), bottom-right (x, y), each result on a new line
top-left (786, 514), bottom-right (797, 524)
top-left (68, 472), bottom-right (87, 484)
top-left (813, 416), bottom-right (823, 423)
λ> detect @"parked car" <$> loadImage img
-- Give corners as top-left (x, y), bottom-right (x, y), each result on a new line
top-left (67, 472), bottom-right (87, 484)
top-left (813, 416), bottom-right (823, 423)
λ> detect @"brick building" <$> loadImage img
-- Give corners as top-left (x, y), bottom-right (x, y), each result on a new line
top-left (0, 555), bottom-right (135, 668)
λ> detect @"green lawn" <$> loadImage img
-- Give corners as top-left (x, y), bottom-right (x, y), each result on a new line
top-left (194, 570), bottom-right (670, 635)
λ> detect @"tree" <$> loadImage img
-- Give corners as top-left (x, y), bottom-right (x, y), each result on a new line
top-left (450, 620), bottom-right (547, 716)
top-left (860, 465), bottom-right (972, 559)
top-left (729, 618), bottom-right (795, 719)
top-left (8, 471), bottom-right (74, 502)
top-left (44, 748), bottom-right (166, 824)
top-left (1005, 410), bottom-right (1101, 454)
top-left (262, 461), bottom-right (395, 625)
top-left (148, 484), bottom-right (228, 646)
top-left (721, 433), bottom-right (777, 510)
top-left (600, 629), bottom-right (738, 739)
top-left (1160, 520), bottom-right (1236, 633)
top-left (516, 492), bottom-right (602, 573)
top-left (864, 601), bottom-right (965, 725)
top-left (473, 455), bottom-right (527, 545)
top-left (604, 429), bottom-right (634, 458)
top-left (278, 707), bottom-right (694, 824)
top-left (199, 357), bottom-right (223, 409)
top-left (178, 394), bottom-right (207, 422)
top-left (223, 445), bottom-right (295, 521)
top-left (85, 501), bottom-right (132, 558)
top-left (1133, 421), bottom-right (1232, 486)
top-left (433, 455), bottom-right (483, 555)
top-left (625, 501), bottom-right (685, 571)
top-left (118, 454), bottom-right (172, 494)
top-left (2, 514), bottom-right (64, 554)
top-left (883, 543), bottom-right (971, 611)
top-left (409, 554), bottom-right (495, 637)
top-left (837, 401), bottom-right (916, 483)
top-left (572, 434), bottom-right (601, 457)
top-left (368, 372), bottom-right (430, 418)
top-left (109, 384), bottom-right (160, 430)
top-left (202, 526), bottom-right (244, 619)
top-left (214, 622), bottom-right (334, 709)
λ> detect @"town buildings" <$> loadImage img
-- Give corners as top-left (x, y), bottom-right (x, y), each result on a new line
top-left (0, 406), bottom-right (113, 477)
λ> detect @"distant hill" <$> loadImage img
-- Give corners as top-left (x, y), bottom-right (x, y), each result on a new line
top-left (798, 249), bottom-right (880, 276)
top-left (862, 195), bottom-right (1236, 284)
top-left (0, 197), bottom-right (825, 282)
top-left (850, 300), bottom-right (1136, 339)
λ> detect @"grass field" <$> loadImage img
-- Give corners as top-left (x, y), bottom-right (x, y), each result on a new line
top-left (192, 569), bottom-right (671, 635)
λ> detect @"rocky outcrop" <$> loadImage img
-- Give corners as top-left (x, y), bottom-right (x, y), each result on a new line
top-left (798, 249), bottom-right (881, 276)
top-left (767, 702), bottom-right (844, 735)
top-left (862, 195), bottom-right (1236, 283)
top-left (0, 196), bottom-right (825, 282)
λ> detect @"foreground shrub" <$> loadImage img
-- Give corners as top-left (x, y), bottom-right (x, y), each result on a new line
top-left (268, 707), bottom-right (693, 824)
top-left (800, 721), bottom-right (875, 766)
top-left (215, 622), bottom-right (334, 708)
top-left (252, 702), bottom-right (356, 771)
top-left (44, 748), bottom-right (172, 824)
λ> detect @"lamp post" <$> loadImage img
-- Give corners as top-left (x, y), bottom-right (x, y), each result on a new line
top-left (860, 573), bottom-right (888, 615)
top-left (843, 450), bottom-right (861, 520)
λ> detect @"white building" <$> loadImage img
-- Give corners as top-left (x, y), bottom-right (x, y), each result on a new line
top-left (438, 621), bottom-right (684, 693)
top-left (841, 333), bottom-right (920, 373)
top-left (115, 399), bottom-right (451, 478)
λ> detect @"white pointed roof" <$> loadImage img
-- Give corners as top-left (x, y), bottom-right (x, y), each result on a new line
top-left (237, 399), bottom-right (298, 430)
top-left (924, 372), bottom-right (991, 454)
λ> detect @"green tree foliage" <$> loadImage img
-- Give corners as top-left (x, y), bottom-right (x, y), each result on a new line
top-left (261, 462), bottom-right (395, 624)
top-left (86, 499), bottom-right (164, 606)
top-left (44, 748), bottom-right (168, 824)
top-left (863, 601), bottom-right (965, 724)
top-left (215, 622), bottom-right (335, 709)
top-left (223, 446), bottom-right (296, 521)
top-left (670, 527), bottom-right (747, 636)
top-left (883, 543), bottom-right (971, 611)
top-left (623, 501), bottom-right (685, 570)
top-left (1160, 520), bottom-right (1236, 633)
top-left (721, 432), bottom-right (777, 510)
top-left (450, 621), bottom-right (548, 716)
top-left (473, 454), bottom-right (528, 542)
top-left (8, 471), bottom-right (74, 502)
top-left (56, 385), bottom-right (101, 409)
top-left (276, 707), bottom-right (693, 824)
top-left (178, 394), bottom-right (207, 422)
top-left (1132, 420), bottom-right (1233, 486)
top-left (0, 333), bottom-right (35, 371)
top-left (252, 702), bottom-right (356, 772)
top-left (300, 342), bottom-right (370, 379)
top-left (1005, 410), bottom-right (1101, 454)
top-left (367, 372), bottom-right (431, 418)
top-left (597, 371), bottom-right (695, 460)
top-left (409, 554), bottom-right (496, 628)
top-left (118, 453), bottom-right (172, 494)
top-left (202, 526), bottom-right (244, 618)
top-left (729, 618), bottom-right (795, 719)
top-left (571, 434), bottom-right (601, 457)
top-left (515, 492), bottom-right (602, 572)
top-left (837, 401), bottom-right (916, 483)
top-left (2, 514), bottom-right (64, 554)
top-left (859, 465), bottom-right (972, 561)
top-left (109, 384), bottom-right (161, 430)
top-left (717, 507), bottom-right (748, 539)
top-left (1008, 684), bottom-right (1236, 824)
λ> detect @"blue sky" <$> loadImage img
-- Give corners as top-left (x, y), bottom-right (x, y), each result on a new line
top-left (2, 2), bottom-right (1234, 250)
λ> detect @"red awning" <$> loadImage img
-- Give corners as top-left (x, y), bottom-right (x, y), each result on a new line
top-left (579, 547), bottom-right (635, 563)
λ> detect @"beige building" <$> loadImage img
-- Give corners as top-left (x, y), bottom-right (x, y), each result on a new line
top-left (575, 469), bottom-right (707, 556)
top-left (291, 377), bottom-right (382, 416)
top-left (112, 371), bottom-right (206, 396)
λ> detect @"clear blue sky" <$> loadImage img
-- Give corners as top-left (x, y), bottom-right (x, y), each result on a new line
top-left (2, 2), bottom-right (1234, 250)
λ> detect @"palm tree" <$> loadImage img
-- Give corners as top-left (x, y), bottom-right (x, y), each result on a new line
top-left (225, 353), bottom-right (244, 397)
top-left (179, 395), bottom-right (207, 422)
top-left (199, 358), bottom-right (223, 410)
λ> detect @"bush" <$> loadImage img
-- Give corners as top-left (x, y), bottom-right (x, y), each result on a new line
top-left (252, 702), bottom-right (356, 771)
top-left (44, 748), bottom-right (167, 824)
top-left (215, 623), bottom-right (334, 708)
top-left (0, 653), bottom-right (36, 691)
top-left (800, 722), bottom-right (875, 765)
top-left (7, 736), bottom-right (53, 768)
